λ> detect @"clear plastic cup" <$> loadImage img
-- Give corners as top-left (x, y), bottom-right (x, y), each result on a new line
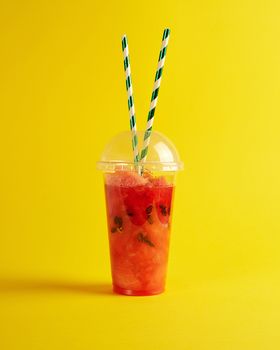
top-left (97, 131), bottom-right (183, 296)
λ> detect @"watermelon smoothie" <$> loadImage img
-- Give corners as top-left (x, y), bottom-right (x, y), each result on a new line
top-left (104, 170), bottom-right (175, 296)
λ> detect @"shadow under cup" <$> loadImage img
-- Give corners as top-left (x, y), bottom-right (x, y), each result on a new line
top-left (97, 131), bottom-right (183, 296)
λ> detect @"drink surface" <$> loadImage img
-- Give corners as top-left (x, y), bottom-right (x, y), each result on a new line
top-left (104, 171), bottom-right (174, 295)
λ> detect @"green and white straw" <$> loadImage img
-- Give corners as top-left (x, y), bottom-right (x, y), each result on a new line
top-left (122, 35), bottom-right (139, 163)
top-left (140, 28), bottom-right (171, 162)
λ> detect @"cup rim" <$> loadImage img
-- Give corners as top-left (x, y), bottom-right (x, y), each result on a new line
top-left (96, 160), bottom-right (184, 172)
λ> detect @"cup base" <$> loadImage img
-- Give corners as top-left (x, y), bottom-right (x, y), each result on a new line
top-left (113, 284), bottom-right (164, 296)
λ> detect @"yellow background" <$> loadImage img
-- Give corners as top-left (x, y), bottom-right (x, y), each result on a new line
top-left (0, 0), bottom-right (280, 349)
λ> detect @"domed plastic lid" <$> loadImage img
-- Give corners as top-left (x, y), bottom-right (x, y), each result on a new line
top-left (97, 131), bottom-right (183, 172)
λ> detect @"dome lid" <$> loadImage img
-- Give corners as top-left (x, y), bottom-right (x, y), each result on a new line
top-left (97, 131), bottom-right (183, 172)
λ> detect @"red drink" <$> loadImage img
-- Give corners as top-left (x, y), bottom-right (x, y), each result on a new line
top-left (104, 171), bottom-right (174, 296)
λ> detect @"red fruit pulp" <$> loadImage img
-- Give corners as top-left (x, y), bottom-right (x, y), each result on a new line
top-left (104, 171), bottom-right (175, 296)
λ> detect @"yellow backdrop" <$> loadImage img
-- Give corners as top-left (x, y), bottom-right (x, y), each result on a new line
top-left (0, 0), bottom-right (280, 349)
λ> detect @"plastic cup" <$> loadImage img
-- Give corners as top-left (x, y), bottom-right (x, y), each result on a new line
top-left (97, 131), bottom-right (183, 296)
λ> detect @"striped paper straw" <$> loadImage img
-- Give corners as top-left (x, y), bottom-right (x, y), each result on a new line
top-left (140, 28), bottom-right (170, 162)
top-left (122, 35), bottom-right (139, 163)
